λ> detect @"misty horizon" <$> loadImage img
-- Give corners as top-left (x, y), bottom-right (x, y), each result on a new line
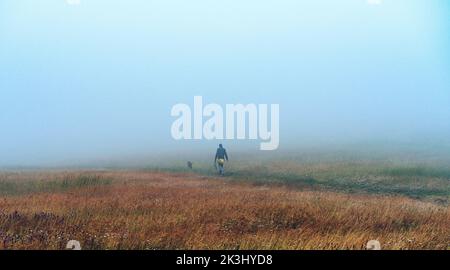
top-left (1, 0), bottom-right (449, 167)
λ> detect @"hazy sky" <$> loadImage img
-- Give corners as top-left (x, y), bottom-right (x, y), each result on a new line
top-left (0, 0), bottom-right (449, 166)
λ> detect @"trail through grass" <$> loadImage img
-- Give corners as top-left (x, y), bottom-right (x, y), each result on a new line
top-left (147, 161), bottom-right (450, 201)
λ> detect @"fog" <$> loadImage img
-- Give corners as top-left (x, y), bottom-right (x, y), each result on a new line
top-left (0, 0), bottom-right (449, 167)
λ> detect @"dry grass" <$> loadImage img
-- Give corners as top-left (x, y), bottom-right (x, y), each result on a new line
top-left (0, 171), bottom-right (449, 250)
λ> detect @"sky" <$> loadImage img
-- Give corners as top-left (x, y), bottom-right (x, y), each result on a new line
top-left (0, 0), bottom-right (449, 166)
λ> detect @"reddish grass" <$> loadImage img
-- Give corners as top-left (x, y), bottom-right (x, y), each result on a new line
top-left (0, 171), bottom-right (449, 250)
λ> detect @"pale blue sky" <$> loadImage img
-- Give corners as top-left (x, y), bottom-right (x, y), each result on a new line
top-left (0, 0), bottom-right (449, 166)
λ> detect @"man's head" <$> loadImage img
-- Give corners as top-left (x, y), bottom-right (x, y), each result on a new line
top-left (219, 144), bottom-right (223, 148)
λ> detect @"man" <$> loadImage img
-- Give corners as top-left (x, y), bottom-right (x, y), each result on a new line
top-left (214, 144), bottom-right (229, 175)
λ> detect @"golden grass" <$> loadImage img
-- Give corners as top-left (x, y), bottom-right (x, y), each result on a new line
top-left (0, 171), bottom-right (449, 250)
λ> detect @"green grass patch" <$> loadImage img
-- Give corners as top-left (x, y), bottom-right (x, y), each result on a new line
top-left (0, 175), bottom-right (112, 196)
top-left (145, 162), bottom-right (450, 200)
top-left (380, 166), bottom-right (450, 179)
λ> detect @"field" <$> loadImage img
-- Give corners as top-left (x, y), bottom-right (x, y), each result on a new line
top-left (0, 155), bottom-right (449, 250)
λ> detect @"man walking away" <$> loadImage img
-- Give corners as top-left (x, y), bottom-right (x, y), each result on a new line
top-left (214, 144), bottom-right (229, 176)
